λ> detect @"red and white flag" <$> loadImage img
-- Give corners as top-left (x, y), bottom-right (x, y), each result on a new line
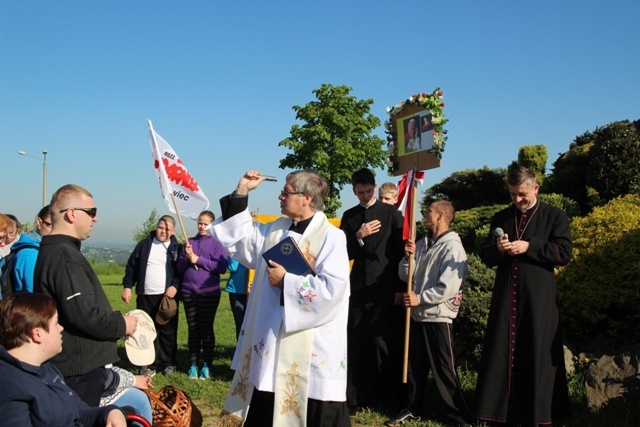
top-left (396, 170), bottom-right (425, 240)
top-left (148, 120), bottom-right (209, 220)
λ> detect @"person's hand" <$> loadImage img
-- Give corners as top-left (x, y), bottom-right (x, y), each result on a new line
top-left (105, 409), bottom-right (127, 427)
top-left (164, 286), bottom-right (177, 299)
top-left (134, 374), bottom-right (153, 390)
top-left (504, 239), bottom-right (529, 256)
top-left (235, 170), bottom-right (266, 196)
top-left (496, 233), bottom-right (510, 253)
top-left (403, 291), bottom-right (419, 308)
top-left (356, 219), bottom-right (382, 240)
top-left (124, 314), bottom-right (139, 336)
top-left (121, 288), bottom-right (132, 304)
top-left (266, 259), bottom-right (286, 289)
top-left (404, 240), bottom-right (416, 258)
top-left (184, 244), bottom-right (194, 256)
top-left (188, 253), bottom-right (199, 265)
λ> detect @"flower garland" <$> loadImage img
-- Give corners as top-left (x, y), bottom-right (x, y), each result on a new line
top-left (384, 87), bottom-right (448, 175)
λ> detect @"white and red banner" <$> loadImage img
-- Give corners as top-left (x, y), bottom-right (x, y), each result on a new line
top-left (148, 120), bottom-right (209, 220)
top-left (396, 170), bottom-right (425, 240)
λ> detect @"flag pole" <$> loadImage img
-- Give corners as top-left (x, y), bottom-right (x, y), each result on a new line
top-left (402, 169), bottom-right (418, 383)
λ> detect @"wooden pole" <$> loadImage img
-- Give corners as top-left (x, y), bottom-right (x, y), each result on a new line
top-left (169, 191), bottom-right (198, 269)
top-left (402, 171), bottom-right (418, 383)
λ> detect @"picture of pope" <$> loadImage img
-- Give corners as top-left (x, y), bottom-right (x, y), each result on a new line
top-left (404, 117), bottom-right (421, 153)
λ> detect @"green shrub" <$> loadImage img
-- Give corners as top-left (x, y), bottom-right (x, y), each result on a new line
top-left (455, 253), bottom-right (495, 367)
top-left (538, 193), bottom-right (580, 219)
top-left (451, 204), bottom-right (507, 254)
top-left (557, 194), bottom-right (640, 352)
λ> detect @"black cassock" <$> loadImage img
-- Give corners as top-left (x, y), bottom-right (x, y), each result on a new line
top-left (340, 200), bottom-right (405, 408)
top-left (475, 200), bottom-right (572, 427)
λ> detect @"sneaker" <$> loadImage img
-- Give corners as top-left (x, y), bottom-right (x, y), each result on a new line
top-left (188, 364), bottom-right (198, 380)
top-left (163, 365), bottom-right (176, 376)
top-left (384, 408), bottom-right (417, 426)
top-left (199, 363), bottom-right (210, 380)
top-left (140, 366), bottom-right (156, 378)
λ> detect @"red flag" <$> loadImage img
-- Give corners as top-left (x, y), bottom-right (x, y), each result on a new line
top-left (396, 170), bottom-right (425, 240)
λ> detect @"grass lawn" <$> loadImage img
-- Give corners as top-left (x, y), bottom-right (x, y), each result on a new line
top-left (98, 266), bottom-right (639, 427)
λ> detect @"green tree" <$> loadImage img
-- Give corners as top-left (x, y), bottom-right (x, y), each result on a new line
top-left (133, 208), bottom-right (160, 243)
top-left (423, 167), bottom-right (509, 211)
top-left (585, 119), bottom-right (640, 201)
top-left (278, 84), bottom-right (386, 217)
top-left (545, 138), bottom-right (592, 212)
top-left (508, 145), bottom-right (548, 186)
top-left (547, 119), bottom-right (640, 214)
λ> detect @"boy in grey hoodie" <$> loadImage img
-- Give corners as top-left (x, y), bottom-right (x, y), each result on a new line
top-left (385, 200), bottom-right (471, 427)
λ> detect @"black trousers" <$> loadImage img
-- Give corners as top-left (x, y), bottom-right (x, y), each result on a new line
top-left (245, 389), bottom-right (351, 427)
top-left (181, 293), bottom-right (221, 367)
top-left (407, 320), bottom-right (469, 424)
top-left (136, 294), bottom-right (178, 369)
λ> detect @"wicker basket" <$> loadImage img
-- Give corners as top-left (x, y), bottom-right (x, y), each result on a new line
top-left (144, 385), bottom-right (202, 427)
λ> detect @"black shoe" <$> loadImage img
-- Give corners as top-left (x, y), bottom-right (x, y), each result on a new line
top-left (385, 408), bottom-right (417, 426)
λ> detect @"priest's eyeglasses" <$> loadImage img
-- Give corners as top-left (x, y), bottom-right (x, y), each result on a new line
top-left (280, 190), bottom-right (304, 198)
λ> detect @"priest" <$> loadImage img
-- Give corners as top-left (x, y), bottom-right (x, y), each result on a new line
top-left (475, 166), bottom-right (572, 427)
top-left (211, 170), bottom-right (351, 427)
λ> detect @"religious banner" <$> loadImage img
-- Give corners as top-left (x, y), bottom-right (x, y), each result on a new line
top-left (384, 88), bottom-right (448, 176)
top-left (384, 89), bottom-right (447, 383)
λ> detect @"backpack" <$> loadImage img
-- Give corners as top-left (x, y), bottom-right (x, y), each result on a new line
top-left (0, 243), bottom-right (39, 297)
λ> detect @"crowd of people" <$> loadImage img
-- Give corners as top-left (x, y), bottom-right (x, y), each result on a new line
top-left (0, 165), bottom-right (572, 427)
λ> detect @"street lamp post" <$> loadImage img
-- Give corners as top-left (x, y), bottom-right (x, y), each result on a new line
top-left (18, 150), bottom-right (48, 207)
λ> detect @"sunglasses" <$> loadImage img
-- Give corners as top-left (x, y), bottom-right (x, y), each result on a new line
top-left (59, 207), bottom-right (98, 218)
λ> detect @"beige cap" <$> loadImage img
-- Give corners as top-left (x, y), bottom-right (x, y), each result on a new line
top-left (124, 309), bottom-right (157, 366)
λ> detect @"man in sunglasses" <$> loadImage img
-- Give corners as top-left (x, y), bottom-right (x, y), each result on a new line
top-left (35, 184), bottom-right (139, 407)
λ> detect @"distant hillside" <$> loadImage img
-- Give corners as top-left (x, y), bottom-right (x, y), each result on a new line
top-left (81, 246), bottom-right (133, 265)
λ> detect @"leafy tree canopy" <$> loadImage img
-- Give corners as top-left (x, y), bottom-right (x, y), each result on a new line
top-left (547, 119), bottom-right (640, 214)
top-left (508, 145), bottom-right (548, 186)
top-left (423, 167), bottom-right (509, 211)
top-left (133, 208), bottom-right (160, 243)
top-left (278, 84), bottom-right (386, 217)
top-left (586, 119), bottom-right (640, 201)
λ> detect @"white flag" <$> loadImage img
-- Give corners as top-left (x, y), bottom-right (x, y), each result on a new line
top-left (148, 120), bottom-right (209, 220)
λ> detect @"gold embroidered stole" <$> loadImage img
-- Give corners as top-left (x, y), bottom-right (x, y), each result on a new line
top-left (217, 213), bottom-right (331, 427)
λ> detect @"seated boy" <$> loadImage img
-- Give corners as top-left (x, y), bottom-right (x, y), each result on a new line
top-left (0, 292), bottom-right (128, 427)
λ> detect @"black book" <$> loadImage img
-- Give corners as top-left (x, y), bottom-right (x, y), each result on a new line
top-left (262, 236), bottom-right (315, 276)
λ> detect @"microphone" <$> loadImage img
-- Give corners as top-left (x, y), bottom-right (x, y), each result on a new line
top-left (495, 227), bottom-right (506, 239)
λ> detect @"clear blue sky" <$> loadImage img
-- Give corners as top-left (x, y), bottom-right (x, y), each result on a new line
top-left (2, 0), bottom-right (638, 247)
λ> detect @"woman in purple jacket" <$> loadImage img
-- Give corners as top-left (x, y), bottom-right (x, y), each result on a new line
top-left (177, 210), bottom-right (228, 380)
